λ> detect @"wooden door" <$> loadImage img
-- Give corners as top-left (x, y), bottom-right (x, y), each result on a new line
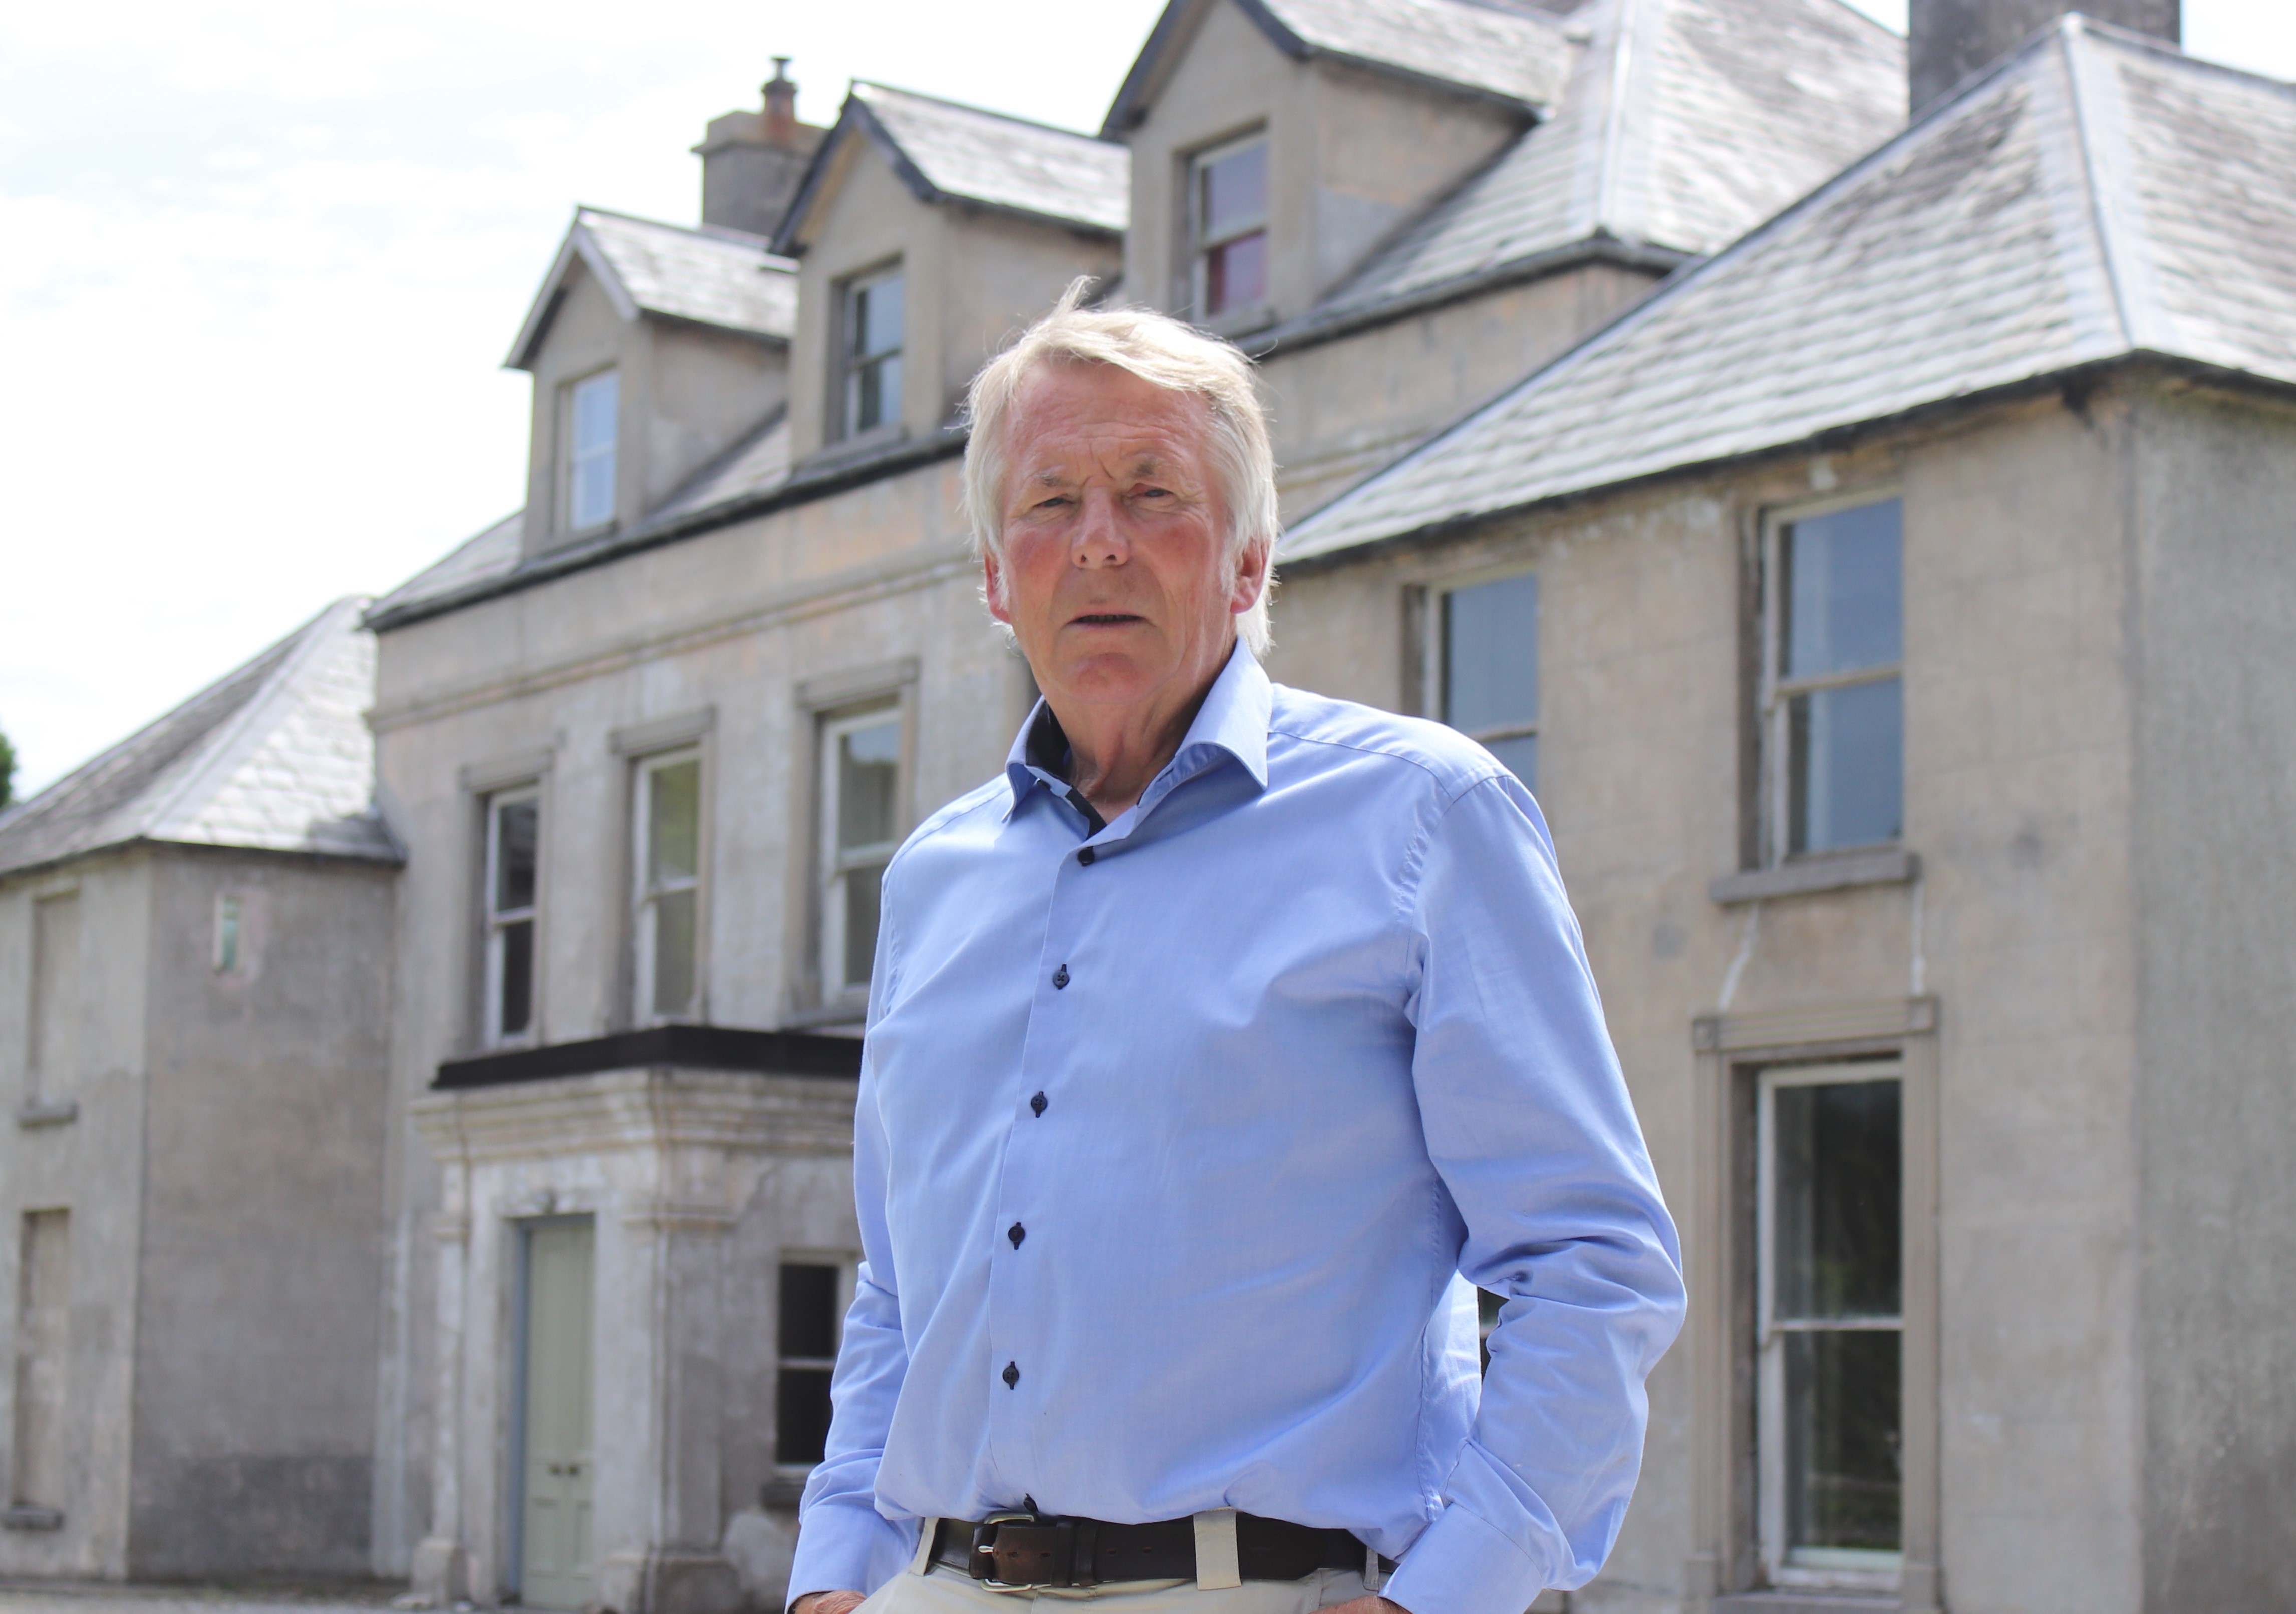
top-left (520, 1219), bottom-right (595, 1610)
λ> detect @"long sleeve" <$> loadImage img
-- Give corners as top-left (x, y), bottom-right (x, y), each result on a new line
top-left (1382, 775), bottom-right (1686, 1614)
top-left (789, 974), bottom-right (921, 1600)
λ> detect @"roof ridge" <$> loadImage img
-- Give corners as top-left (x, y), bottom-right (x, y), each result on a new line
top-left (850, 79), bottom-right (1115, 143)
top-left (138, 598), bottom-right (367, 844)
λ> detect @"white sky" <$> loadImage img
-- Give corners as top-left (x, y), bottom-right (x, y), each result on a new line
top-left (2, 1), bottom-right (2291, 795)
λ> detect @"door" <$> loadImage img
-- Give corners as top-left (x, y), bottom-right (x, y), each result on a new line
top-left (520, 1219), bottom-right (596, 1610)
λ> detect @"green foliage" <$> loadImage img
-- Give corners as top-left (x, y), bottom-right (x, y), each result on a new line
top-left (0, 724), bottom-right (15, 811)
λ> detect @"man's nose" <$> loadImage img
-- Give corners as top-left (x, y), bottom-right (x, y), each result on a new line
top-left (1070, 486), bottom-right (1128, 567)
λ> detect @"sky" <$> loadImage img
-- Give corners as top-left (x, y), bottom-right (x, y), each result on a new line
top-left (2, 0), bottom-right (2292, 797)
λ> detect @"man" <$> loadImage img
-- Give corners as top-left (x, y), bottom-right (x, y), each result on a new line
top-left (788, 287), bottom-right (1684, 1614)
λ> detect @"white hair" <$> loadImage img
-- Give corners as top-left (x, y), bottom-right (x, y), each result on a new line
top-left (961, 279), bottom-right (1278, 656)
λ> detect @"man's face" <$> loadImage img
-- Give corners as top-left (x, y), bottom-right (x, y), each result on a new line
top-left (984, 361), bottom-right (1266, 715)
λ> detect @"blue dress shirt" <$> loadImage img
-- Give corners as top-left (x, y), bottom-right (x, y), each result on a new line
top-left (793, 645), bottom-right (1684, 1614)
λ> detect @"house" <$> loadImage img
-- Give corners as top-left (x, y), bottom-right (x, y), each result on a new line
top-left (1271, 8), bottom-right (2296, 1611)
top-left (0, 599), bottom-right (398, 1582)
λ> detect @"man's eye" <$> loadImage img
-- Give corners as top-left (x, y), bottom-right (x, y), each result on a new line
top-left (1138, 487), bottom-right (1171, 500)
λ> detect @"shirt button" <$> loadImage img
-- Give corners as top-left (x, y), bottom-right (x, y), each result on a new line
top-left (1078, 846), bottom-right (1096, 866)
top-left (1008, 1222), bottom-right (1026, 1248)
top-left (1052, 965), bottom-right (1070, 989)
top-left (1030, 1092), bottom-right (1048, 1116)
top-left (1003, 1361), bottom-right (1020, 1388)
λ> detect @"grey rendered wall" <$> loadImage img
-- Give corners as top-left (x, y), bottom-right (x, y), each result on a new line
top-left (2126, 381), bottom-right (2296, 1612)
top-left (126, 849), bottom-right (396, 1579)
top-left (0, 851), bottom-right (154, 1579)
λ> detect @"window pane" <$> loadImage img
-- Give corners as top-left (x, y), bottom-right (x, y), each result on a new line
top-left (650, 888), bottom-right (697, 1016)
top-left (837, 720), bottom-right (901, 853)
top-left (573, 453), bottom-right (615, 529)
top-left (1200, 142), bottom-right (1267, 238)
top-left (573, 372), bottom-right (618, 455)
top-left (216, 897), bottom-right (241, 973)
top-left (647, 760), bottom-right (701, 886)
top-left (778, 1263), bottom-right (841, 1358)
top-left (1773, 1078), bottom-right (1901, 1320)
top-left (500, 918), bottom-right (534, 1036)
top-left (1785, 1329), bottom-right (1902, 1552)
top-left (842, 862), bottom-right (885, 988)
top-left (496, 798), bottom-right (539, 913)
top-left (774, 1368), bottom-right (835, 1465)
top-left (1788, 677), bottom-right (1902, 853)
top-left (854, 274), bottom-right (903, 360)
top-left (1206, 231), bottom-right (1266, 315)
top-left (1443, 573), bottom-right (1539, 736)
top-left (1784, 499), bottom-right (1901, 679)
top-left (855, 353), bottom-right (901, 434)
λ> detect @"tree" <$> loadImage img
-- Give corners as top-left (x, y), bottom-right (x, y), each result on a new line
top-left (0, 724), bottom-right (15, 811)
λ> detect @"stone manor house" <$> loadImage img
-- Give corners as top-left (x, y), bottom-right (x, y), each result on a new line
top-left (1, 2), bottom-right (2291, 1613)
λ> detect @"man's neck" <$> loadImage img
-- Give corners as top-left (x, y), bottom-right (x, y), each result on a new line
top-left (1042, 646), bottom-right (1232, 825)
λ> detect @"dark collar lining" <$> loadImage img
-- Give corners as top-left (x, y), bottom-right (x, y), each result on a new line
top-left (1023, 703), bottom-right (1107, 836)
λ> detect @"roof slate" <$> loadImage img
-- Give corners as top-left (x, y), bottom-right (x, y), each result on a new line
top-left (1311, 0), bottom-right (1904, 319)
top-left (1105, 0), bottom-right (1575, 134)
top-left (824, 83), bottom-right (1130, 238)
top-left (507, 209), bottom-right (797, 367)
top-left (0, 599), bottom-right (398, 880)
top-left (1282, 20), bottom-right (2296, 562)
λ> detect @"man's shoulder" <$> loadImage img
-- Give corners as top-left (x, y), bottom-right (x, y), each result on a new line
top-left (890, 775), bottom-right (1011, 867)
top-left (1266, 683), bottom-right (1508, 802)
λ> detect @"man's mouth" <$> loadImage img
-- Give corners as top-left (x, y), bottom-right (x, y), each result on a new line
top-left (1071, 612), bottom-right (1143, 627)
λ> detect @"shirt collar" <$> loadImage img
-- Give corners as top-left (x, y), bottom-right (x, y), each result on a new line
top-left (1003, 641), bottom-right (1273, 825)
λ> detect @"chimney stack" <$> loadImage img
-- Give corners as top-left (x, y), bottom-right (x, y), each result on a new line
top-left (1908, 0), bottom-right (2179, 115)
top-left (694, 55), bottom-right (826, 238)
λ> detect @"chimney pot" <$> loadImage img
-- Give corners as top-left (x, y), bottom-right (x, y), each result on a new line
top-left (764, 56), bottom-right (799, 145)
top-left (1908, 1), bottom-right (2180, 115)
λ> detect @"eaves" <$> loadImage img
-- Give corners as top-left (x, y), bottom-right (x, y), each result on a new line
top-left (363, 426), bottom-right (970, 635)
top-left (1275, 352), bottom-right (2296, 575)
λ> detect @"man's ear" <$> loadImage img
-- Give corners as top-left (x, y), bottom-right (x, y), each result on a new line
top-left (982, 550), bottom-right (1013, 625)
top-left (1228, 537), bottom-right (1272, 614)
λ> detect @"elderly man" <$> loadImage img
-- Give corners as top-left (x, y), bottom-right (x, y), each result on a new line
top-left (787, 287), bottom-right (1683, 1614)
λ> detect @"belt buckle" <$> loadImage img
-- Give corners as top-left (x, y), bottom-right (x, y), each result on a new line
top-left (971, 1511), bottom-right (1040, 1592)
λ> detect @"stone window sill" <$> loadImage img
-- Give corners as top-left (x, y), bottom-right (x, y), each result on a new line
top-left (16, 1098), bottom-right (78, 1129)
top-left (1710, 848), bottom-right (1920, 905)
top-left (2, 1506), bottom-right (64, 1531)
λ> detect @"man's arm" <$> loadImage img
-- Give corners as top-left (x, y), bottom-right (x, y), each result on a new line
top-left (1383, 773), bottom-right (1687, 1614)
top-left (785, 1029), bottom-right (918, 1608)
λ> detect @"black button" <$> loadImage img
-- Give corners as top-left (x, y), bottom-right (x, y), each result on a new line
top-left (1002, 1361), bottom-right (1020, 1388)
top-left (1052, 965), bottom-right (1070, 989)
top-left (1078, 846), bottom-right (1096, 866)
top-left (1030, 1092), bottom-right (1048, 1116)
top-left (1008, 1222), bottom-right (1026, 1248)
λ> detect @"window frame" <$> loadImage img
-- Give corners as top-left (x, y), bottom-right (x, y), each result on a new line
top-left (1426, 566), bottom-right (1541, 790)
top-left (838, 262), bottom-right (905, 442)
top-left (481, 785), bottom-right (544, 1049)
top-left (1687, 1000), bottom-right (1943, 1614)
top-left (816, 702), bottom-right (906, 1004)
top-left (563, 368), bottom-right (619, 535)
top-left (630, 746), bottom-right (706, 1026)
top-left (772, 1251), bottom-right (858, 1477)
top-left (1755, 1059), bottom-right (1906, 1589)
top-left (1188, 129), bottom-right (1270, 323)
top-left (1759, 490), bottom-right (1905, 866)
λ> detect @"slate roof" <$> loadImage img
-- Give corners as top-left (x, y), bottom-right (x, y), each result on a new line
top-left (1301, 0), bottom-right (1904, 326)
top-left (507, 208), bottom-right (798, 368)
top-left (366, 512), bottom-right (525, 624)
top-left (0, 599), bottom-right (399, 881)
top-left (1104, 0), bottom-right (1575, 133)
top-left (777, 83), bottom-right (1128, 253)
top-left (1281, 18), bottom-right (2296, 562)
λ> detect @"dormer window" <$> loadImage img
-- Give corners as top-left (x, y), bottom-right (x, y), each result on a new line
top-left (567, 369), bottom-right (619, 531)
top-left (842, 266), bottom-right (905, 438)
top-left (1192, 134), bottom-right (1268, 319)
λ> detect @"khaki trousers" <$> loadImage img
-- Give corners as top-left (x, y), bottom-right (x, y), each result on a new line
top-left (859, 1558), bottom-right (1372, 1614)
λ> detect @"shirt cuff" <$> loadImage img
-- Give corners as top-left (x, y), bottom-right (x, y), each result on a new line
top-left (787, 1499), bottom-right (919, 1607)
top-left (1380, 1498), bottom-right (1550, 1614)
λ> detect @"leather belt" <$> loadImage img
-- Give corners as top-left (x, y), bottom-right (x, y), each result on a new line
top-left (931, 1512), bottom-right (1390, 1589)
